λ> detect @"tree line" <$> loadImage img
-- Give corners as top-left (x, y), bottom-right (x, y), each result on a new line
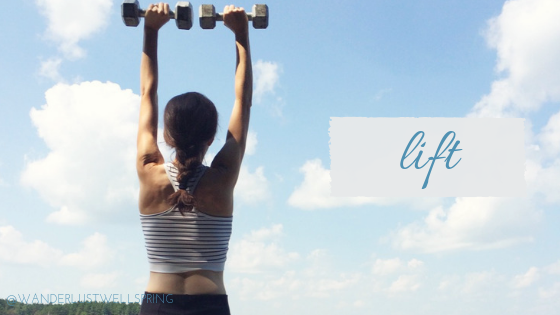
top-left (0, 299), bottom-right (140, 315)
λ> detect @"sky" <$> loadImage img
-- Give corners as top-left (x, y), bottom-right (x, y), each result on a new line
top-left (1, 0), bottom-right (560, 314)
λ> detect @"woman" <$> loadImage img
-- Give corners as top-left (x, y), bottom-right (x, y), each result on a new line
top-left (136, 3), bottom-right (252, 314)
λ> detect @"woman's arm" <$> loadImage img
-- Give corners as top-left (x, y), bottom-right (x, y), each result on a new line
top-left (137, 3), bottom-right (170, 177)
top-left (211, 5), bottom-right (253, 187)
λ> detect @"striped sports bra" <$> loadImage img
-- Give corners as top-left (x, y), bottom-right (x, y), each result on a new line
top-left (140, 162), bottom-right (233, 273)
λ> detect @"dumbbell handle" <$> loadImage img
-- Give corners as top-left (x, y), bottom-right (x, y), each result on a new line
top-left (214, 12), bottom-right (257, 22)
top-left (138, 9), bottom-right (176, 19)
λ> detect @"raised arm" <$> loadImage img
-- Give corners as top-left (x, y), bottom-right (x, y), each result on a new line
top-left (137, 3), bottom-right (170, 177)
top-left (211, 5), bottom-right (253, 187)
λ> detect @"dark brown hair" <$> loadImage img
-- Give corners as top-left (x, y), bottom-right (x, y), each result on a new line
top-left (164, 92), bottom-right (218, 214)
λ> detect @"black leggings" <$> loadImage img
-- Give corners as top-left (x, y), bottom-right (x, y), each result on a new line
top-left (139, 292), bottom-right (231, 315)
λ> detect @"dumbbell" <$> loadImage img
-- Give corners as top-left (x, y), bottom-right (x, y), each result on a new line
top-left (121, 0), bottom-right (193, 30)
top-left (199, 4), bottom-right (269, 29)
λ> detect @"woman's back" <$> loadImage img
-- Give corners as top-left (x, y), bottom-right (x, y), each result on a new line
top-left (139, 162), bottom-right (234, 295)
top-left (138, 163), bottom-right (234, 217)
top-left (136, 4), bottom-right (253, 314)
top-left (140, 162), bottom-right (233, 269)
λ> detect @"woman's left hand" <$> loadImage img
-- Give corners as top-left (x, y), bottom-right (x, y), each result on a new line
top-left (145, 3), bottom-right (171, 31)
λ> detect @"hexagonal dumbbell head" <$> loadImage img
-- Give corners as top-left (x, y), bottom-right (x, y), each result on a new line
top-left (175, 2), bottom-right (193, 30)
top-left (251, 4), bottom-right (268, 29)
top-left (122, 0), bottom-right (141, 27)
top-left (199, 4), bottom-right (217, 29)
top-left (199, 4), bottom-right (269, 29)
top-left (121, 1), bottom-right (193, 30)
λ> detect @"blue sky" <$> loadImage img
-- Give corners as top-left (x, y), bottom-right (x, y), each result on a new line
top-left (1, 0), bottom-right (560, 314)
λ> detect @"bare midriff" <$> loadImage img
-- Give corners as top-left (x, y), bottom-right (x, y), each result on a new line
top-left (145, 270), bottom-right (226, 295)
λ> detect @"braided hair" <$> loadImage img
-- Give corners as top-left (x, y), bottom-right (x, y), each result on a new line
top-left (163, 92), bottom-right (218, 215)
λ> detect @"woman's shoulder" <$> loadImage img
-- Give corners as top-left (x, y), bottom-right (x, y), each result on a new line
top-left (138, 163), bottom-right (176, 215)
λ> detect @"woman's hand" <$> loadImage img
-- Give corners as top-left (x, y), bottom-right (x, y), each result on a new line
top-left (223, 5), bottom-right (249, 36)
top-left (144, 3), bottom-right (171, 31)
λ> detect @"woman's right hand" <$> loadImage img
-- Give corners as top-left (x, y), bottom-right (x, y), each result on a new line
top-left (144, 3), bottom-right (171, 31)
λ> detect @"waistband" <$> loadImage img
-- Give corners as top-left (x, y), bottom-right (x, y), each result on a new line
top-left (141, 292), bottom-right (229, 306)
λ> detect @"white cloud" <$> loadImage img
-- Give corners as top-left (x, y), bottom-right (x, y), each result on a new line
top-left (302, 249), bottom-right (331, 277)
top-left (230, 243), bottom-right (426, 302)
top-left (526, 157), bottom-right (560, 204)
top-left (26, 87), bottom-right (269, 217)
top-left (0, 225), bottom-right (116, 271)
top-left (528, 112), bottom-right (560, 205)
top-left (36, 0), bottom-right (113, 59)
top-left (22, 81), bottom-right (140, 225)
top-left (253, 60), bottom-right (285, 117)
top-left (307, 274), bottom-right (362, 298)
top-left (390, 198), bottom-right (539, 253)
top-left (371, 257), bottom-right (424, 276)
top-left (234, 165), bottom-right (270, 205)
top-left (246, 131), bottom-right (258, 156)
top-left (0, 225), bottom-right (63, 266)
top-left (80, 272), bottom-right (119, 289)
top-left (537, 111), bottom-right (560, 158)
top-left (227, 224), bottom-right (299, 273)
top-left (462, 271), bottom-right (500, 295)
top-left (287, 158), bottom-right (440, 210)
top-left (539, 282), bottom-right (560, 299)
top-left (285, 0), bottom-right (559, 258)
top-left (407, 258), bottom-right (424, 269)
top-left (372, 258), bottom-right (403, 275)
top-left (436, 271), bottom-right (513, 299)
top-left (387, 275), bottom-right (421, 293)
top-left (469, 0), bottom-right (560, 118)
top-left (470, 0), bottom-right (560, 204)
top-left (369, 257), bottom-right (424, 294)
top-left (229, 229), bottom-right (370, 300)
top-left (46, 206), bottom-right (89, 225)
top-left (231, 271), bottom-right (364, 301)
top-left (438, 275), bottom-right (461, 291)
top-left (247, 224), bottom-right (283, 242)
top-left (287, 159), bottom-right (383, 210)
top-left (39, 58), bottom-right (64, 82)
top-left (373, 88), bottom-right (392, 102)
top-left (231, 271), bottom-right (302, 301)
top-left (512, 267), bottom-right (540, 288)
top-left (253, 60), bottom-right (280, 104)
top-left (60, 232), bottom-right (115, 270)
top-left (544, 260), bottom-right (560, 275)
top-left (388, 0), bottom-right (560, 254)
